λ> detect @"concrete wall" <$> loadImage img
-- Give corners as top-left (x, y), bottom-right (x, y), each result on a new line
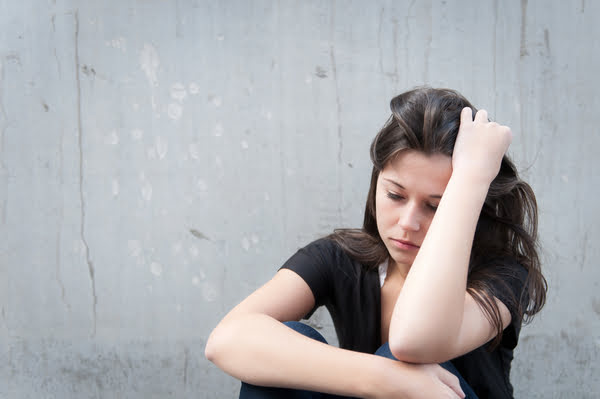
top-left (1, 0), bottom-right (598, 397)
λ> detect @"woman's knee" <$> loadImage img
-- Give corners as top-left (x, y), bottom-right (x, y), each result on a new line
top-left (373, 342), bottom-right (397, 359)
top-left (283, 321), bottom-right (329, 344)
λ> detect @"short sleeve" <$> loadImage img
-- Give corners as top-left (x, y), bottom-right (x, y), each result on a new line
top-left (279, 238), bottom-right (337, 316)
top-left (485, 259), bottom-right (529, 349)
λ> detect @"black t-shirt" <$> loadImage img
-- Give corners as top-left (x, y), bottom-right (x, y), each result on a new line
top-left (281, 238), bottom-right (528, 399)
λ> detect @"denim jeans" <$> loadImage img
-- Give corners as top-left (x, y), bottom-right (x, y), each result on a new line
top-left (239, 321), bottom-right (479, 399)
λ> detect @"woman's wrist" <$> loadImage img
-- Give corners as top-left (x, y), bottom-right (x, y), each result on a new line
top-left (360, 355), bottom-right (406, 399)
top-left (448, 170), bottom-right (492, 198)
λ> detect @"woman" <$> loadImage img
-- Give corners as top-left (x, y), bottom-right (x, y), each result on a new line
top-left (205, 87), bottom-right (547, 398)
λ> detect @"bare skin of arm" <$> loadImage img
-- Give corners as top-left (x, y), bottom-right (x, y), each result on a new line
top-left (389, 108), bottom-right (513, 363)
top-left (206, 269), bottom-right (465, 399)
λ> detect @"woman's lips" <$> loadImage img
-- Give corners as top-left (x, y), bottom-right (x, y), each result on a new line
top-left (390, 238), bottom-right (420, 250)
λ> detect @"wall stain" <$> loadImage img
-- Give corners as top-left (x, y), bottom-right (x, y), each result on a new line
top-left (189, 229), bottom-right (210, 241)
top-left (81, 65), bottom-right (96, 77)
top-left (592, 298), bottom-right (600, 317)
top-left (314, 66), bottom-right (328, 79)
top-left (4, 52), bottom-right (22, 66)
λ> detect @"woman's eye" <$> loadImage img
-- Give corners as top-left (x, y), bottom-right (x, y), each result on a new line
top-left (386, 192), bottom-right (404, 201)
top-left (427, 204), bottom-right (438, 212)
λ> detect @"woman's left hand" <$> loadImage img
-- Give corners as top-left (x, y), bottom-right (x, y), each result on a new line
top-left (451, 107), bottom-right (512, 185)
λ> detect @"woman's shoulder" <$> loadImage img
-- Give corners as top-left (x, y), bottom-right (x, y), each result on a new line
top-left (293, 237), bottom-right (360, 267)
top-left (286, 236), bottom-right (374, 279)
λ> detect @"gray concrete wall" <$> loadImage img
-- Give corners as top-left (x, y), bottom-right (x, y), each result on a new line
top-left (0, 0), bottom-right (598, 397)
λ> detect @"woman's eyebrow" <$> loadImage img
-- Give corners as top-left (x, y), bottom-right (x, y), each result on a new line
top-left (383, 178), bottom-right (443, 199)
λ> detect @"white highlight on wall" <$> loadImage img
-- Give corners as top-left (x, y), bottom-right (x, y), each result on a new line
top-left (172, 242), bottom-right (182, 254)
top-left (112, 179), bottom-right (119, 197)
top-left (189, 83), bottom-right (199, 95)
top-left (128, 240), bottom-right (142, 258)
top-left (155, 136), bottom-right (168, 159)
top-left (150, 262), bottom-right (163, 277)
top-left (106, 37), bottom-right (127, 52)
top-left (201, 282), bottom-right (218, 302)
top-left (167, 103), bottom-right (183, 120)
top-left (241, 237), bottom-right (250, 251)
top-left (106, 130), bottom-right (119, 145)
top-left (131, 129), bottom-right (143, 140)
top-left (170, 83), bottom-right (187, 102)
top-left (209, 95), bottom-right (222, 107)
top-left (142, 182), bottom-right (153, 201)
top-left (214, 123), bottom-right (224, 137)
top-left (140, 43), bottom-right (160, 87)
top-left (189, 143), bottom-right (200, 160)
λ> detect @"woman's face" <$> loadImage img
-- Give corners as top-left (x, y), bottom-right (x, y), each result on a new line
top-left (375, 150), bottom-right (452, 272)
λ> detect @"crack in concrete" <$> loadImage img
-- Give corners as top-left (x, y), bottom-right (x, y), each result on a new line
top-left (392, 16), bottom-right (399, 88)
top-left (377, 7), bottom-right (384, 76)
top-left (1, 306), bottom-right (8, 336)
top-left (493, 0), bottom-right (498, 114)
top-left (54, 48), bottom-right (62, 78)
top-left (56, 120), bottom-right (69, 311)
top-left (329, 1), bottom-right (343, 224)
top-left (0, 59), bottom-right (7, 225)
top-left (580, 231), bottom-right (588, 270)
top-left (74, 10), bottom-right (97, 336)
top-left (520, 0), bottom-right (529, 58)
top-left (423, 3), bottom-right (432, 84)
top-left (182, 347), bottom-right (189, 386)
top-left (404, 0), bottom-right (417, 86)
top-left (275, 2), bottom-right (288, 243)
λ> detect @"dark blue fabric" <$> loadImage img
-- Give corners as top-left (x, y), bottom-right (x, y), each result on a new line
top-left (239, 322), bottom-right (478, 399)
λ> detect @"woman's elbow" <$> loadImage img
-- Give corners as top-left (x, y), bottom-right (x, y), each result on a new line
top-left (204, 321), bottom-right (235, 364)
top-left (204, 329), bottom-right (221, 363)
top-left (388, 330), bottom-right (451, 363)
top-left (389, 340), bottom-right (424, 363)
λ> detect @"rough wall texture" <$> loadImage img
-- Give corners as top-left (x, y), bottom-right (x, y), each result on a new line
top-left (0, 0), bottom-right (598, 398)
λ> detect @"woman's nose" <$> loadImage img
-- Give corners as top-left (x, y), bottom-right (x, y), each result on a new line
top-left (397, 203), bottom-right (421, 231)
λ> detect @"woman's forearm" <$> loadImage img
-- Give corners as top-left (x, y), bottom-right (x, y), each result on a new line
top-left (206, 312), bottom-right (385, 397)
top-left (389, 174), bottom-right (489, 361)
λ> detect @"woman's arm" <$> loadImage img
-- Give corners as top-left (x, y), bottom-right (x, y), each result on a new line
top-left (389, 108), bottom-right (513, 363)
top-left (206, 269), bottom-right (465, 398)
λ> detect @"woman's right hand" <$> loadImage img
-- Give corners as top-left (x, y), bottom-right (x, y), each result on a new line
top-left (367, 358), bottom-right (465, 399)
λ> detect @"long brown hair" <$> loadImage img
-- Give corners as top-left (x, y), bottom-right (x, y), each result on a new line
top-left (329, 87), bottom-right (547, 348)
